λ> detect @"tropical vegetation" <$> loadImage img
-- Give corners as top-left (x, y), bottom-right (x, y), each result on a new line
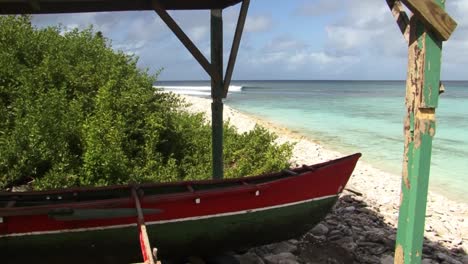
top-left (0, 16), bottom-right (292, 190)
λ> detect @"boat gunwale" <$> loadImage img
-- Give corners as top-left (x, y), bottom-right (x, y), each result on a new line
top-left (0, 183), bottom-right (272, 216)
top-left (0, 153), bottom-right (361, 198)
top-left (0, 153), bottom-right (361, 216)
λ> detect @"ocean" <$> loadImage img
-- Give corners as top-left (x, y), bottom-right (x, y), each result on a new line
top-left (156, 80), bottom-right (468, 203)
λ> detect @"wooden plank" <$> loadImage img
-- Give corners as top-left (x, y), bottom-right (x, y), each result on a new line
top-left (27, 0), bottom-right (40, 11)
top-left (223, 0), bottom-right (250, 98)
top-left (282, 169), bottom-right (298, 176)
top-left (401, 0), bottom-right (457, 41)
top-left (394, 8), bottom-right (443, 263)
top-left (132, 188), bottom-right (155, 264)
top-left (0, 0), bottom-right (243, 14)
top-left (151, 0), bottom-right (221, 84)
top-left (186, 184), bottom-right (195, 192)
top-left (5, 200), bottom-right (16, 208)
top-left (211, 9), bottom-right (224, 180)
top-left (386, 0), bottom-right (411, 42)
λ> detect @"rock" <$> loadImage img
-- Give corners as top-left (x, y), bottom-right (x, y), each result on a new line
top-left (462, 242), bottom-right (468, 257)
top-left (448, 259), bottom-right (463, 264)
top-left (12, 184), bottom-right (31, 192)
top-left (381, 236), bottom-right (396, 248)
top-left (423, 244), bottom-right (434, 255)
top-left (234, 252), bottom-right (265, 264)
top-left (326, 219), bottom-right (339, 226)
top-left (328, 234), bottom-right (342, 241)
top-left (342, 228), bottom-right (353, 236)
top-left (333, 236), bottom-right (356, 253)
top-left (422, 258), bottom-right (435, 264)
top-left (206, 254), bottom-right (240, 264)
top-left (437, 252), bottom-right (450, 261)
top-left (329, 230), bottom-right (342, 237)
top-left (270, 242), bottom-right (297, 255)
top-left (263, 253), bottom-right (298, 264)
top-left (380, 254), bottom-right (394, 264)
top-left (461, 255), bottom-right (468, 264)
top-left (356, 255), bottom-right (380, 263)
top-left (364, 229), bottom-right (385, 243)
top-left (313, 235), bottom-right (327, 241)
top-left (310, 223), bottom-right (329, 236)
top-left (344, 206), bottom-right (356, 212)
top-left (436, 252), bottom-right (463, 264)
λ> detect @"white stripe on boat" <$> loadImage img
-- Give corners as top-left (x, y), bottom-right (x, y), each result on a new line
top-left (0, 194), bottom-right (337, 238)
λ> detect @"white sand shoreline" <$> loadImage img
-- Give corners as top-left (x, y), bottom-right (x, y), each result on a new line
top-left (179, 94), bottom-right (468, 254)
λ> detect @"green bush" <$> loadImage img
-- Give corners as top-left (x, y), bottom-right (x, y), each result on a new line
top-left (0, 16), bottom-right (292, 190)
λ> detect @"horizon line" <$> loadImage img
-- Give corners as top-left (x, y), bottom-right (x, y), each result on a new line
top-left (155, 79), bottom-right (468, 82)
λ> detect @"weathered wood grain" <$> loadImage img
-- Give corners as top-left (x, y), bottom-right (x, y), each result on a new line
top-left (395, 11), bottom-right (443, 263)
top-left (401, 0), bottom-right (457, 41)
top-left (386, 0), bottom-right (411, 42)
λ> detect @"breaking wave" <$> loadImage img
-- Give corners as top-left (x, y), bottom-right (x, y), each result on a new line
top-left (155, 85), bottom-right (244, 96)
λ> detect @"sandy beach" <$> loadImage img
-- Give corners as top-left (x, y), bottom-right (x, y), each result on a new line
top-left (179, 94), bottom-right (468, 263)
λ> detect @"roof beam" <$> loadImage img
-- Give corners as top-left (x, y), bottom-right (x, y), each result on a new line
top-left (0, 0), bottom-right (243, 14)
top-left (400, 0), bottom-right (457, 41)
top-left (223, 0), bottom-right (250, 98)
top-left (27, 0), bottom-right (40, 12)
top-left (151, 0), bottom-right (222, 83)
top-left (386, 0), bottom-right (410, 42)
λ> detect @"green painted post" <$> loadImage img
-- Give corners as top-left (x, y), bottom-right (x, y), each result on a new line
top-left (211, 9), bottom-right (224, 179)
top-left (394, 1), bottom-right (444, 263)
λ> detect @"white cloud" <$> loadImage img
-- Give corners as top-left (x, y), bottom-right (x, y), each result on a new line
top-left (188, 26), bottom-right (209, 43)
top-left (324, 0), bottom-right (403, 56)
top-left (245, 15), bottom-right (272, 32)
top-left (244, 33), bottom-right (359, 77)
top-left (29, 0), bottom-right (467, 80)
top-left (441, 0), bottom-right (468, 79)
top-left (294, 0), bottom-right (342, 17)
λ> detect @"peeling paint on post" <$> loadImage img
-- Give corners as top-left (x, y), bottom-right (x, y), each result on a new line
top-left (395, 1), bottom-right (444, 263)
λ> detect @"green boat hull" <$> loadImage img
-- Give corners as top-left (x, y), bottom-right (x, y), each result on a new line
top-left (2, 196), bottom-right (337, 262)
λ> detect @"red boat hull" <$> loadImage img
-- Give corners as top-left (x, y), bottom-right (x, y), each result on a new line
top-left (0, 153), bottom-right (361, 261)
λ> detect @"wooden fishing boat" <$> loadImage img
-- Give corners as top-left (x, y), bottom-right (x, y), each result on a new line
top-left (0, 153), bottom-right (360, 261)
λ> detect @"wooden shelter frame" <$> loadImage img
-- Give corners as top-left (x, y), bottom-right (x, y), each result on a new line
top-left (0, 0), bottom-right (457, 263)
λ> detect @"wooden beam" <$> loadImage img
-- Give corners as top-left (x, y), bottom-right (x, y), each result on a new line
top-left (151, 0), bottom-right (221, 84)
top-left (386, 0), bottom-right (410, 42)
top-left (394, 11), bottom-right (443, 264)
top-left (211, 9), bottom-right (224, 180)
top-left (132, 188), bottom-right (155, 264)
top-left (400, 0), bottom-right (457, 41)
top-left (0, 0), bottom-right (244, 14)
top-left (27, 0), bottom-right (40, 12)
top-left (223, 0), bottom-right (250, 98)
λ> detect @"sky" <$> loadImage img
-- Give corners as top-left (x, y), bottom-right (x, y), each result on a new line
top-left (31, 0), bottom-right (468, 81)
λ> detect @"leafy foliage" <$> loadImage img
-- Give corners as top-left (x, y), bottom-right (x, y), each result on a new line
top-left (0, 16), bottom-right (292, 190)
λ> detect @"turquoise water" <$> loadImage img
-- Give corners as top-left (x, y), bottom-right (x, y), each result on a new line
top-left (157, 80), bottom-right (468, 202)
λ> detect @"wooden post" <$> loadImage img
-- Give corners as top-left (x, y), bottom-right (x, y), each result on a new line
top-left (394, 1), bottom-right (444, 263)
top-left (211, 9), bottom-right (224, 179)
